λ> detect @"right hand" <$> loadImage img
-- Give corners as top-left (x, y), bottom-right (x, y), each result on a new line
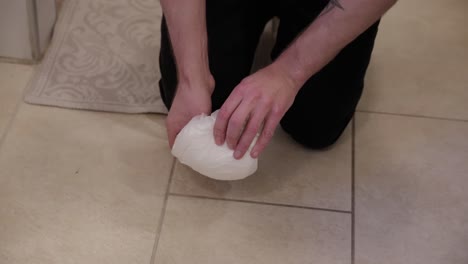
top-left (166, 77), bottom-right (215, 148)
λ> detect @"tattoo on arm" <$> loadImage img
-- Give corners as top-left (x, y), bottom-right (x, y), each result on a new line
top-left (320, 0), bottom-right (345, 16)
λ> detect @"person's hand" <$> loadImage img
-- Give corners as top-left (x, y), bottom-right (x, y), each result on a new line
top-left (166, 78), bottom-right (214, 148)
top-left (213, 64), bottom-right (301, 159)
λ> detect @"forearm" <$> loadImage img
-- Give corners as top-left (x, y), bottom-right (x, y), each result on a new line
top-left (273, 0), bottom-right (397, 89)
top-left (160, 0), bottom-right (213, 90)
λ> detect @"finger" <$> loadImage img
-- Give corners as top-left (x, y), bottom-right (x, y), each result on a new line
top-left (233, 106), bottom-right (268, 159)
top-left (213, 92), bottom-right (242, 145)
top-left (166, 120), bottom-right (177, 149)
top-left (251, 109), bottom-right (282, 158)
top-left (226, 99), bottom-right (253, 150)
top-left (166, 116), bottom-right (184, 149)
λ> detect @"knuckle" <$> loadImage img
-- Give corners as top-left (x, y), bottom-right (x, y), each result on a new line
top-left (231, 86), bottom-right (243, 96)
top-left (245, 126), bottom-right (259, 137)
top-left (264, 129), bottom-right (275, 139)
top-left (237, 143), bottom-right (249, 152)
top-left (256, 141), bottom-right (267, 150)
top-left (251, 90), bottom-right (264, 104)
top-left (260, 95), bottom-right (273, 105)
top-left (271, 105), bottom-right (282, 116)
top-left (213, 126), bottom-right (224, 134)
top-left (213, 128), bottom-right (224, 138)
top-left (218, 108), bottom-right (230, 120)
top-left (240, 78), bottom-right (250, 86)
top-left (226, 127), bottom-right (239, 138)
top-left (229, 117), bottom-right (243, 129)
top-left (226, 135), bottom-right (239, 145)
top-left (235, 84), bottom-right (246, 94)
top-left (238, 80), bottom-right (253, 92)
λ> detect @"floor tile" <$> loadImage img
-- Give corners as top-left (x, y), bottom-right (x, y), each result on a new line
top-left (171, 125), bottom-right (352, 211)
top-left (0, 104), bottom-right (173, 264)
top-left (0, 63), bottom-right (34, 138)
top-left (355, 113), bottom-right (468, 264)
top-left (358, 0), bottom-right (468, 120)
top-left (154, 196), bottom-right (351, 264)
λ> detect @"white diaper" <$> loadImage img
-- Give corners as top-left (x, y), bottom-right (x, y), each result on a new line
top-left (172, 111), bottom-right (258, 181)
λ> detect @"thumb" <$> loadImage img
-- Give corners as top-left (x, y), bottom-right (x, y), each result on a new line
top-left (167, 125), bottom-right (180, 150)
top-left (167, 119), bottom-right (186, 150)
top-left (167, 128), bottom-right (176, 149)
top-left (166, 119), bottom-right (177, 150)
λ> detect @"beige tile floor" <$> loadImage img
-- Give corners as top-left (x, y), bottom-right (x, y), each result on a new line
top-left (0, 0), bottom-right (467, 263)
top-left (358, 0), bottom-right (468, 120)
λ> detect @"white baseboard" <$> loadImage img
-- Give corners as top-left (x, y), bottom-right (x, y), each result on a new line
top-left (0, 0), bottom-right (56, 61)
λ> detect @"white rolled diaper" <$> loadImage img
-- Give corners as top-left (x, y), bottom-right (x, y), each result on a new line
top-left (171, 111), bottom-right (258, 181)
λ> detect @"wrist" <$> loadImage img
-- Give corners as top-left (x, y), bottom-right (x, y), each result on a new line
top-left (176, 43), bottom-right (214, 93)
top-left (269, 57), bottom-right (306, 93)
top-left (178, 71), bottom-right (215, 94)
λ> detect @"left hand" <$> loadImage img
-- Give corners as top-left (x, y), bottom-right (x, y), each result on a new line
top-left (213, 64), bottom-right (301, 159)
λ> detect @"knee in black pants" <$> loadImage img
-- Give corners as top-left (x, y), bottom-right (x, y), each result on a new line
top-left (280, 112), bottom-right (354, 150)
top-left (281, 126), bottom-right (341, 150)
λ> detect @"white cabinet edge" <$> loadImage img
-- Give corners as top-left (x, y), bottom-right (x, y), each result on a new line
top-left (0, 0), bottom-right (56, 61)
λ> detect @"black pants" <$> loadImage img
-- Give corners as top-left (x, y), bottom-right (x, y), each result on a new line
top-left (159, 0), bottom-right (380, 149)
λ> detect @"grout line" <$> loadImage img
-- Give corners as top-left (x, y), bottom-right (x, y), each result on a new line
top-left (0, 79), bottom-right (31, 152)
top-left (149, 158), bottom-right (176, 264)
top-left (0, 63), bottom-right (39, 152)
top-left (0, 106), bottom-right (20, 152)
top-left (351, 118), bottom-right (356, 264)
top-left (356, 110), bottom-right (468, 123)
top-left (169, 192), bottom-right (352, 215)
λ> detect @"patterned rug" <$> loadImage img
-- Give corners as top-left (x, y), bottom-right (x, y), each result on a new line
top-left (25, 0), bottom-right (168, 113)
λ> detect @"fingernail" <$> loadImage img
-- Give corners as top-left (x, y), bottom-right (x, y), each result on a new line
top-left (215, 136), bottom-right (221, 145)
top-left (234, 150), bottom-right (242, 159)
top-left (251, 151), bottom-right (259, 158)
